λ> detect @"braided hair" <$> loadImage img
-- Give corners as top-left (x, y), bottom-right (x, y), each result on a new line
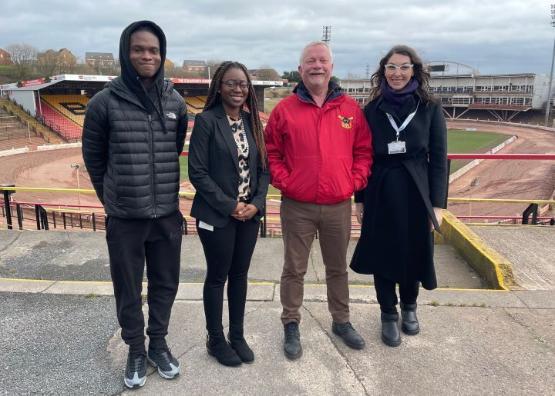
top-left (205, 61), bottom-right (267, 168)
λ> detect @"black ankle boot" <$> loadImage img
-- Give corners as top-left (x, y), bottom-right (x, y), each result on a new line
top-left (228, 325), bottom-right (254, 363)
top-left (400, 303), bottom-right (420, 335)
top-left (206, 334), bottom-right (242, 367)
top-left (381, 312), bottom-right (401, 347)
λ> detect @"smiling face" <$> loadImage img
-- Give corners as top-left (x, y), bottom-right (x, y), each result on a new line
top-left (384, 53), bottom-right (414, 91)
top-left (219, 67), bottom-right (249, 114)
top-left (298, 44), bottom-right (333, 93)
top-left (129, 30), bottom-right (161, 79)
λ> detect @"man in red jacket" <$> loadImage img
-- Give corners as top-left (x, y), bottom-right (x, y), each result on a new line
top-left (265, 41), bottom-right (373, 359)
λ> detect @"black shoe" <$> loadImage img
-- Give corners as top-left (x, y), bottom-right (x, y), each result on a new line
top-left (206, 335), bottom-right (242, 367)
top-left (381, 312), bottom-right (401, 347)
top-left (147, 346), bottom-right (180, 379)
top-left (228, 334), bottom-right (255, 363)
top-left (332, 322), bottom-right (366, 350)
top-left (283, 322), bottom-right (302, 360)
top-left (400, 303), bottom-right (420, 335)
top-left (124, 352), bottom-right (147, 389)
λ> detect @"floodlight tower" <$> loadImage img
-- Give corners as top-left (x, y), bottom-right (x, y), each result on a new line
top-left (322, 26), bottom-right (332, 43)
top-left (545, 4), bottom-right (555, 126)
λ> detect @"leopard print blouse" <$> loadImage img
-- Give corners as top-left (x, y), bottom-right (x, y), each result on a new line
top-left (227, 114), bottom-right (251, 202)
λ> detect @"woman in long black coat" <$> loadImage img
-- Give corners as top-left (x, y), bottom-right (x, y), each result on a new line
top-left (350, 45), bottom-right (448, 347)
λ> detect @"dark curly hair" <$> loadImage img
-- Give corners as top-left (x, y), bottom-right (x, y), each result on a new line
top-left (204, 61), bottom-right (267, 168)
top-left (369, 45), bottom-right (433, 103)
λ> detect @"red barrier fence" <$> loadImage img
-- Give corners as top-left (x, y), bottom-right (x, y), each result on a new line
top-left (2, 153), bottom-right (554, 232)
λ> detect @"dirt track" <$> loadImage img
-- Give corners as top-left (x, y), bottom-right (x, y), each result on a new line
top-left (1, 121), bottom-right (554, 223)
top-left (447, 121), bottom-right (555, 220)
top-left (0, 148), bottom-right (98, 207)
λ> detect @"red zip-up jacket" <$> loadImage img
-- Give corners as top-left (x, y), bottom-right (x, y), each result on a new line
top-left (265, 83), bottom-right (373, 204)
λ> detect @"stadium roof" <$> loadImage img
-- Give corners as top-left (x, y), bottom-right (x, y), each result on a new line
top-left (431, 73), bottom-right (537, 79)
top-left (0, 74), bottom-right (283, 92)
top-left (182, 60), bottom-right (207, 66)
top-left (85, 52), bottom-right (114, 59)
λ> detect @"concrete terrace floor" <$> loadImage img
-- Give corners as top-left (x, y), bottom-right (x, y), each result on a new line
top-left (470, 225), bottom-right (555, 291)
top-left (0, 229), bottom-right (554, 395)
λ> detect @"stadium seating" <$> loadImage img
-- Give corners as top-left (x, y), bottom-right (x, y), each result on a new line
top-left (0, 107), bottom-right (48, 150)
top-left (185, 96), bottom-right (206, 115)
top-left (41, 95), bottom-right (87, 127)
top-left (40, 99), bottom-right (82, 141)
top-left (182, 96), bottom-right (269, 123)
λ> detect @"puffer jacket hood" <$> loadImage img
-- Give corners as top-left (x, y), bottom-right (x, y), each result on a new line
top-left (119, 20), bottom-right (166, 93)
top-left (119, 20), bottom-right (167, 130)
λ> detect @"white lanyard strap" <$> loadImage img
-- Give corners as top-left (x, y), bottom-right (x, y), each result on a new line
top-left (386, 100), bottom-right (420, 141)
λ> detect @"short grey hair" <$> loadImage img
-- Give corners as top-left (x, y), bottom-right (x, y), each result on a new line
top-left (299, 41), bottom-right (333, 65)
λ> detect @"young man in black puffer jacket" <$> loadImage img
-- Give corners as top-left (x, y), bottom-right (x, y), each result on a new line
top-left (82, 20), bottom-right (187, 389)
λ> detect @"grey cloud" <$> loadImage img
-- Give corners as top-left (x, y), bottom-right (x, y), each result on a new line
top-left (0, 0), bottom-right (552, 77)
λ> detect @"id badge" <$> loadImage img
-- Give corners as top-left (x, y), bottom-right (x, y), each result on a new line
top-left (198, 221), bottom-right (214, 232)
top-left (387, 140), bottom-right (406, 155)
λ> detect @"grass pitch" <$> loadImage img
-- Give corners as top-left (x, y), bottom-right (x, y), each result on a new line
top-left (180, 129), bottom-right (510, 191)
top-left (447, 129), bottom-right (510, 172)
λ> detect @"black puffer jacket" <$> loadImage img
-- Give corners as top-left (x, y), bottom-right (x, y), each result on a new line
top-left (82, 21), bottom-right (187, 219)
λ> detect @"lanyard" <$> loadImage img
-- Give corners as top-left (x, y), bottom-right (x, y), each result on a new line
top-left (385, 100), bottom-right (420, 141)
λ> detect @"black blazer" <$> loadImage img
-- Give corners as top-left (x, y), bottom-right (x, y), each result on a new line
top-left (188, 104), bottom-right (270, 227)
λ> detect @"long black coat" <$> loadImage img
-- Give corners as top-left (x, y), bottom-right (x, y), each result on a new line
top-left (350, 94), bottom-right (447, 290)
top-left (188, 104), bottom-right (269, 228)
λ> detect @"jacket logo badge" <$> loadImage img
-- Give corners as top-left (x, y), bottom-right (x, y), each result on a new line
top-left (338, 115), bottom-right (353, 129)
top-left (166, 112), bottom-right (177, 120)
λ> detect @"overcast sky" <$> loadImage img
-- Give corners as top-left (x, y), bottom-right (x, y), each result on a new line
top-left (1, 0), bottom-right (553, 78)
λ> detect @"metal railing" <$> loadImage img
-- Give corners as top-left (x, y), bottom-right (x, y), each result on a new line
top-left (1, 153), bottom-right (554, 232)
top-left (446, 153), bottom-right (555, 225)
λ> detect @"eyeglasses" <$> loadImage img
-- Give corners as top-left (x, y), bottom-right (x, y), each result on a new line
top-left (385, 63), bottom-right (414, 72)
top-left (222, 80), bottom-right (249, 89)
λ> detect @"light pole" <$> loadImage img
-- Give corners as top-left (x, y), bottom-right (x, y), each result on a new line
top-left (545, 4), bottom-right (555, 127)
top-left (70, 163), bottom-right (81, 207)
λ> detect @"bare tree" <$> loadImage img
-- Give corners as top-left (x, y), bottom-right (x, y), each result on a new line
top-left (57, 49), bottom-right (77, 74)
top-left (6, 43), bottom-right (38, 80)
top-left (254, 65), bottom-right (281, 81)
top-left (37, 49), bottom-right (61, 77)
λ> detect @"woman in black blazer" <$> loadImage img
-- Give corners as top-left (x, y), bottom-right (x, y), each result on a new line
top-left (188, 61), bottom-right (269, 366)
top-left (350, 45), bottom-right (448, 347)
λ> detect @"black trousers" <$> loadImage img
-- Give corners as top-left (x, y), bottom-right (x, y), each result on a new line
top-left (374, 274), bottom-right (419, 314)
top-left (106, 211), bottom-right (182, 349)
top-left (197, 218), bottom-right (259, 336)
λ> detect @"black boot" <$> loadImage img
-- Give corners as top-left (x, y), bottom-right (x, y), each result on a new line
top-left (400, 303), bottom-right (420, 335)
top-left (332, 322), bottom-right (366, 350)
top-left (206, 334), bottom-right (242, 367)
top-left (381, 312), bottom-right (401, 347)
top-left (228, 325), bottom-right (254, 363)
top-left (283, 322), bottom-right (302, 360)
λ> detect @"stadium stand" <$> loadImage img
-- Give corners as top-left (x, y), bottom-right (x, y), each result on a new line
top-left (0, 107), bottom-right (47, 150)
top-left (42, 95), bottom-right (87, 127)
top-left (185, 96), bottom-right (206, 115)
top-left (183, 96), bottom-right (269, 123)
top-left (0, 99), bottom-right (63, 144)
top-left (40, 99), bottom-right (82, 141)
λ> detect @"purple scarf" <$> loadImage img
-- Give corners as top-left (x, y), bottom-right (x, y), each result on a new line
top-left (381, 78), bottom-right (419, 114)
